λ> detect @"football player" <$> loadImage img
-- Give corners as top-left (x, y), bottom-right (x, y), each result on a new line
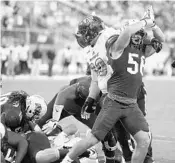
top-left (0, 122), bottom-right (28, 163)
top-left (61, 6), bottom-right (164, 163)
top-left (1, 92), bottom-right (95, 163)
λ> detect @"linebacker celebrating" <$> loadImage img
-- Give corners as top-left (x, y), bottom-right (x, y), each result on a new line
top-left (61, 6), bottom-right (164, 163)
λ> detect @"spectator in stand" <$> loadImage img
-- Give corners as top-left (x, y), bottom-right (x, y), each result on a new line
top-left (74, 47), bottom-right (84, 74)
top-left (1, 45), bottom-right (9, 75)
top-left (31, 44), bottom-right (42, 77)
top-left (18, 42), bottom-right (29, 74)
top-left (6, 49), bottom-right (15, 77)
top-left (164, 41), bottom-right (175, 76)
top-left (9, 42), bottom-right (20, 75)
top-left (46, 49), bottom-right (56, 77)
top-left (61, 45), bottom-right (72, 75)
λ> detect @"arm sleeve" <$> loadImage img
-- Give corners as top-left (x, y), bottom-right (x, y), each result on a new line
top-left (7, 131), bottom-right (28, 163)
top-left (152, 25), bottom-right (165, 43)
top-left (37, 93), bottom-right (58, 127)
top-left (88, 70), bottom-right (100, 100)
top-left (111, 20), bottom-right (146, 59)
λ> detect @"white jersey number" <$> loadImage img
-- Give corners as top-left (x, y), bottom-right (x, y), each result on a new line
top-left (89, 57), bottom-right (107, 76)
top-left (127, 53), bottom-right (145, 75)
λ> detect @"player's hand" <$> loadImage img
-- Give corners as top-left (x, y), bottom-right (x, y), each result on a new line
top-left (151, 38), bottom-right (162, 53)
top-left (42, 119), bottom-right (58, 135)
top-left (142, 5), bottom-right (155, 21)
top-left (141, 5), bottom-right (155, 28)
top-left (81, 97), bottom-right (96, 120)
top-left (81, 110), bottom-right (91, 120)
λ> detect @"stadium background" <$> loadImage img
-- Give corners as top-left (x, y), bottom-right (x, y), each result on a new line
top-left (1, 1), bottom-right (175, 163)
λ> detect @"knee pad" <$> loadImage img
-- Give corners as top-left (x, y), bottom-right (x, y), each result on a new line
top-left (103, 132), bottom-right (118, 151)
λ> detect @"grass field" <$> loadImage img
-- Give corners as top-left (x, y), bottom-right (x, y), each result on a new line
top-left (2, 75), bottom-right (175, 163)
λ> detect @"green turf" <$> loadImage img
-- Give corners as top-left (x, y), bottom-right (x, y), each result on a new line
top-left (2, 76), bottom-right (175, 162)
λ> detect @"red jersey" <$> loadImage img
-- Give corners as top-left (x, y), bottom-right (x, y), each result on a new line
top-left (106, 35), bottom-right (146, 104)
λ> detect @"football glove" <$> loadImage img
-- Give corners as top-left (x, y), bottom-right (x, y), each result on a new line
top-left (141, 5), bottom-right (155, 28)
top-left (151, 38), bottom-right (162, 53)
top-left (81, 97), bottom-right (96, 120)
top-left (42, 119), bottom-right (59, 135)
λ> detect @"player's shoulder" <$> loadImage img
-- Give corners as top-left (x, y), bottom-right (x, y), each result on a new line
top-left (70, 76), bottom-right (91, 86)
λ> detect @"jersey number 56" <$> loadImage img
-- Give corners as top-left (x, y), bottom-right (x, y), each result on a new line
top-left (127, 53), bottom-right (145, 76)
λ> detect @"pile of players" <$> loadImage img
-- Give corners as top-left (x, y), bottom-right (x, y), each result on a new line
top-left (1, 5), bottom-right (165, 163)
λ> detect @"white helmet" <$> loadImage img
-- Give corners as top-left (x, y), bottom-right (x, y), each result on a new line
top-left (26, 95), bottom-right (47, 121)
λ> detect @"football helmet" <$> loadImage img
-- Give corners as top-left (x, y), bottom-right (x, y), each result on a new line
top-left (5, 110), bottom-right (22, 128)
top-left (26, 95), bottom-right (47, 121)
top-left (130, 29), bottom-right (148, 50)
top-left (75, 15), bottom-right (105, 48)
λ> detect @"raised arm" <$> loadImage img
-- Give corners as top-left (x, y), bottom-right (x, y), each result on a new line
top-left (144, 7), bottom-right (165, 57)
top-left (110, 18), bottom-right (155, 59)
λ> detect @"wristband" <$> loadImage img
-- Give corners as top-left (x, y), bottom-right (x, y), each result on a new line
top-left (52, 105), bottom-right (64, 121)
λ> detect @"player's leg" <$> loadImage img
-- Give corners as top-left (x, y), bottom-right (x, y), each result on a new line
top-left (114, 121), bottom-right (133, 162)
top-left (61, 96), bottom-right (122, 163)
top-left (122, 103), bottom-right (151, 163)
top-left (97, 95), bottom-right (123, 163)
top-left (26, 132), bottom-right (68, 163)
top-left (137, 85), bottom-right (154, 163)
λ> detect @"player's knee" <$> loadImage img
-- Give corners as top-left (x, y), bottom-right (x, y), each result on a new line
top-left (134, 131), bottom-right (151, 149)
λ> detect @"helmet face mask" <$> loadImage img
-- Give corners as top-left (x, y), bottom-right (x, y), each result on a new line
top-left (130, 29), bottom-right (148, 51)
top-left (75, 15), bottom-right (105, 48)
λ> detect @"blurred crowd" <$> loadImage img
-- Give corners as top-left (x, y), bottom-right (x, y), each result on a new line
top-left (1, 0), bottom-right (175, 77)
top-left (0, 42), bottom-right (86, 77)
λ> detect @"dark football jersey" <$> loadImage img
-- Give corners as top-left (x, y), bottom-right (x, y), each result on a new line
top-left (64, 76), bottom-right (92, 114)
top-left (106, 35), bottom-right (146, 103)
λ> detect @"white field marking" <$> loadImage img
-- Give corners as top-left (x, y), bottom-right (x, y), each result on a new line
top-left (153, 135), bottom-right (175, 143)
top-left (144, 76), bottom-right (175, 81)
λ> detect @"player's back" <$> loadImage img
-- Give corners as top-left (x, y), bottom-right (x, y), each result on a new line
top-left (107, 36), bottom-right (145, 103)
top-left (69, 76), bottom-right (91, 107)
